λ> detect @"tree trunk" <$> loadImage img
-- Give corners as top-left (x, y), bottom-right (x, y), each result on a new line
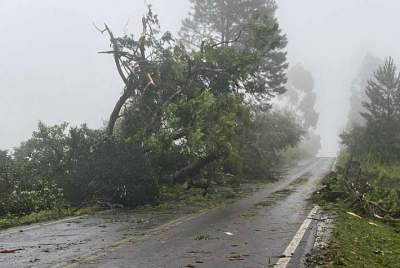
top-left (173, 153), bottom-right (221, 184)
top-left (107, 89), bottom-right (130, 135)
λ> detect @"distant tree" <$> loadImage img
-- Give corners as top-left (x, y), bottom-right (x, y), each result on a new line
top-left (286, 64), bottom-right (319, 129)
top-left (347, 53), bottom-right (381, 127)
top-left (283, 64), bottom-right (320, 156)
top-left (240, 109), bottom-right (305, 178)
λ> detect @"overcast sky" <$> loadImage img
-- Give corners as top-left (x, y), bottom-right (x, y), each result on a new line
top-left (1, 0), bottom-right (399, 156)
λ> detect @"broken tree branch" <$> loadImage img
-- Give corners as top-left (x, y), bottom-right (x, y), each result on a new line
top-left (101, 24), bottom-right (129, 85)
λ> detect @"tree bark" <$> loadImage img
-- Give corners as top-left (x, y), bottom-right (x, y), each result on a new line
top-left (173, 153), bottom-right (221, 184)
top-left (107, 89), bottom-right (130, 135)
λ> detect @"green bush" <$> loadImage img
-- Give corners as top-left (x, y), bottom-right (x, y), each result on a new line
top-left (88, 138), bottom-right (159, 207)
top-left (3, 180), bottom-right (66, 216)
top-left (320, 157), bottom-right (400, 219)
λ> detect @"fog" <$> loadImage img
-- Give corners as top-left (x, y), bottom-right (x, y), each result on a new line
top-left (1, 0), bottom-right (400, 156)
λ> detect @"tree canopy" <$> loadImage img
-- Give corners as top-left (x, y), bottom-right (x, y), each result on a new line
top-left (342, 57), bottom-right (400, 162)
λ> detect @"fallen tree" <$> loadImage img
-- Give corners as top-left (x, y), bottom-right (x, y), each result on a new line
top-left (323, 160), bottom-right (400, 223)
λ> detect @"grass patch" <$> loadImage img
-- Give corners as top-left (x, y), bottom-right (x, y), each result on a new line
top-left (313, 167), bottom-right (400, 267)
top-left (193, 234), bottom-right (210, 240)
top-left (329, 206), bottom-right (400, 267)
top-left (0, 205), bottom-right (104, 230)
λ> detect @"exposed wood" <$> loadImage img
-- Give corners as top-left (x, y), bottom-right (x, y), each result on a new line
top-left (103, 24), bottom-right (129, 86)
top-left (173, 153), bottom-right (222, 184)
top-left (107, 88), bottom-right (130, 136)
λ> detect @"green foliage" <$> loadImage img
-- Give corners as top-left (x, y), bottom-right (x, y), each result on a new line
top-left (332, 209), bottom-right (400, 267)
top-left (87, 137), bottom-right (158, 207)
top-left (2, 180), bottom-right (66, 216)
top-left (240, 110), bottom-right (305, 179)
top-left (342, 57), bottom-right (400, 162)
top-left (13, 122), bottom-right (99, 203)
top-left (106, 5), bottom-right (296, 186)
top-left (193, 234), bottom-right (210, 240)
top-left (0, 205), bottom-right (104, 230)
top-left (0, 150), bottom-right (15, 204)
top-left (319, 155), bottom-right (400, 220)
top-left (285, 64), bottom-right (321, 156)
top-left (181, 0), bottom-right (278, 45)
top-left (10, 122), bottom-right (158, 209)
top-left (347, 53), bottom-right (381, 128)
top-left (180, 0), bottom-right (288, 98)
top-left (0, 209), bottom-right (72, 230)
top-left (317, 154), bottom-right (400, 267)
top-left (0, 6), bottom-right (305, 219)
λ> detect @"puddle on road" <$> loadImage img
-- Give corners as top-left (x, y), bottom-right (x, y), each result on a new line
top-left (253, 189), bottom-right (294, 209)
top-left (240, 187), bottom-right (296, 219)
top-left (243, 173), bottom-right (314, 220)
top-left (250, 173), bottom-right (311, 212)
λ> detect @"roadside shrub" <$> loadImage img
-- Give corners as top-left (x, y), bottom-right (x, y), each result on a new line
top-left (88, 138), bottom-right (159, 207)
top-left (11, 122), bottom-right (160, 209)
top-left (4, 180), bottom-right (66, 216)
top-left (0, 150), bottom-right (15, 209)
top-left (320, 158), bottom-right (400, 220)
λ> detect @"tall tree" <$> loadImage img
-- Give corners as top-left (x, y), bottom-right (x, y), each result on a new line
top-left (100, 6), bottom-right (292, 183)
top-left (286, 64), bottom-right (319, 129)
top-left (180, 0), bottom-right (276, 45)
top-left (355, 57), bottom-right (400, 161)
top-left (180, 0), bottom-right (288, 100)
top-left (282, 64), bottom-right (321, 156)
top-left (347, 53), bottom-right (381, 127)
top-left (362, 57), bottom-right (400, 122)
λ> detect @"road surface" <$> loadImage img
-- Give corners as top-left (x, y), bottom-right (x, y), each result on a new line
top-left (0, 157), bottom-right (334, 268)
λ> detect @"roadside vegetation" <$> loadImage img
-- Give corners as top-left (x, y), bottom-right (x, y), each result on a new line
top-left (0, 1), bottom-right (320, 228)
top-left (315, 57), bottom-right (400, 267)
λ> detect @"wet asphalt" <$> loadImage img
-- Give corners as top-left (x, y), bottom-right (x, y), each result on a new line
top-left (0, 158), bottom-right (333, 268)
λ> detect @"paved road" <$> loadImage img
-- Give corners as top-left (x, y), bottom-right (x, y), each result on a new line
top-left (0, 158), bottom-right (333, 268)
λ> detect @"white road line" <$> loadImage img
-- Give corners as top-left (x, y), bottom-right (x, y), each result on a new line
top-left (274, 206), bottom-right (319, 268)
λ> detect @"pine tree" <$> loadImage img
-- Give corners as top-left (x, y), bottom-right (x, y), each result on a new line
top-left (360, 57), bottom-right (400, 161)
top-left (347, 53), bottom-right (381, 127)
top-left (179, 0), bottom-right (288, 98)
top-left (180, 0), bottom-right (277, 46)
top-left (362, 57), bottom-right (400, 122)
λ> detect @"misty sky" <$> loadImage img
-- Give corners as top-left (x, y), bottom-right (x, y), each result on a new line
top-left (1, 0), bottom-right (400, 156)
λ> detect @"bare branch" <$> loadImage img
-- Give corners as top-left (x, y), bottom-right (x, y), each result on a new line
top-left (92, 22), bottom-right (107, 34)
top-left (208, 30), bottom-right (243, 48)
top-left (102, 24), bottom-right (129, 85)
